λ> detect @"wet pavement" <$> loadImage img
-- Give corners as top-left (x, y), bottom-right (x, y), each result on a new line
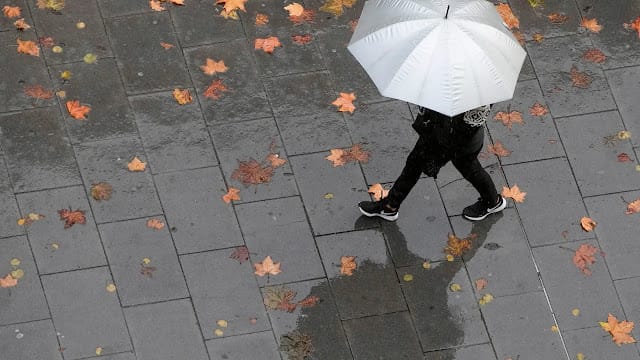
top-left (1, 0), bottom-right (640, 359)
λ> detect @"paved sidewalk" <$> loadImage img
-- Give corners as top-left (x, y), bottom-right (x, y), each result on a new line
top-left (1, 0), bottom-right (640, 359)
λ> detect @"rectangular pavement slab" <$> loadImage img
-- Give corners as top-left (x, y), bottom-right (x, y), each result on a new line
top-left (264, 71), bottom-right (337, 118)
top-left (0, 320), bottom-right (62, 360)
top-left (170, 0), bottom-right (245, 47)
top-left (0, 159), bottom-right (22, 239)
top-left (563, 326), bottom-right (640, 360)
top-left (206, 331), bottom-right (281, 360)
top-left (275, 111), bottom-right (352, 156)
top-left (606, 66), bottom-right (640, 148)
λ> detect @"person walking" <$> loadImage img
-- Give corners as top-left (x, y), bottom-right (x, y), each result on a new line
top-left (358, 104), bottom-right (506, 222)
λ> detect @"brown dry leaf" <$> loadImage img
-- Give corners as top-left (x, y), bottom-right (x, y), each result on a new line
top-left (263, 286), bottom-right (297, 312)
top-left (160, 42), bottom-right (174, 49)
top-left (172, 88), bottom-right (192, 105)
top-left (0, 274), bottom-right (18, 288)
top-left (625, 198), bottom-right (640, 215)
top-left (444, 233), bottom-right (476, 257)
top-left (501, 184), bottom-right (526, 202)
top-left (149, 0), bottom-right (166, 11)
top-left (512, 30), bottom-right (525, 46)
top-left (127, 156), bottom-right (146, 172)
top-left (570, 65), bottom-right (592, 89)
top-left (58, 208), bottom-right (86, 229)
top-left (203, 79), bottom-right (228, 100)
top-left (493, 111), bottom-right (523, 129)
top-left (326, 148), bottom-right (347, 167)
top-left (38, 36), bottom-right (55, 48)
top-left (3, 5), bottom-right (21, 17)
top-left (340, 256), bottom-right (357, 276)
top-left (581, 18), bottom-right (602, 33)
top-left (200, 58), bottom-right (227, 75)
top-left (24, 85), bottom-right (53, 100)
top-left (215, 0), bottom-right (247, 15)
top-left (17, 39), bottom-right (39, 56)
top-left (529, 102), bottom-right (549, 116)
top-left (292, 34), bottom-right (312, 45)
top-left (266, 153), bottom-right (286, 168)
top-left (573, 243), bottom-right (598, 275)
top-left (17, 212), bottom-right (45, 226)
top-left (547, 13), bottom-right (568, 24)
top-left (66, 100), bottom-right (91, 120)
top-left (332, 92), bottom-right (356, 113)
top-left (583, 48), bottom-right (606, 63)
top-left (14, 18), bottom-right (30, 30)
top-left (617, 153), bottom-right (632, 162)
top-left (37, 0), bottom-right (64, 11)
top-left (297, 295), bottom-right (319, 308)
top-left (532, 33), bottom-right (544, 43)
top-left (487, 141), bottom-right (511, 157)
top-left (625, 16), bottom-right (640, 38)
top-left (319, 0), bottom-right (356, 16)
top-left (255, 36), bottom-right (282, 53)
top-left (140, 264), bottom-right (157, 278)
top-left (600, 313), bottom-right (636, 345)
top-left (496, 3), bottom-right (519, 29)
top-left (368, 183), bottom-right (389, 201)
top-left (580, 216), bottom-right (596, 232)
top-left (232, 159), bottom-right (274, 186)
top-left (284, 2), bottom-right (304, 16)
top-left (348, 143), bottom-right (369, 163)
top-left (289, 9), bottom-right (315, 24)
top-left (254, 255), bottom-right (282, 276)
top-left (280, 331), bottom-right (314, 359)
top-left (255, 13), bottom-right (269, 25)
top-left (146, 218), bottom-right (165, 230)
top-left (229, 246), bottom-right (249, 263)
top-left (349, 19), bottom-right (358, 32)
top-left (222, 187), bottom-right (241, 204)
top-left (91, 182), bottom-right (112, 201)
top-left (475, 278), bottom-right (488, 291)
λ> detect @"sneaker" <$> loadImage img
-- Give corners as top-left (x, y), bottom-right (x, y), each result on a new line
top-left (358, 200), bottom-right (398, 221)
top-left (463, 196), bottom-right (506, 221)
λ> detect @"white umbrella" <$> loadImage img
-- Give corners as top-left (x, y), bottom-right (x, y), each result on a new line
top-left (347, 0), bottom-right (526, 116)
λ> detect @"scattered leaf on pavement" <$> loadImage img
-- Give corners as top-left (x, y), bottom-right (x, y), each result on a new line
top-left (229, 246), bottom-right (249, 264)
top-left (24, 85), bottom-right (53, 100)
top-left (547, 13), bottom-right (568, 24)
top-left (66, 100), bottom-right (91, 120)
top-left (3, 5), bottom-right (21, 17)
top-left (340, 256), bottom-right (356, 276)
top-left (263, 286), bottom-right (297, 312)
top-left (577, 353), bottom-right (585, 360)
top-left (146, 218), bottom-right (165, 230)
top-left (487, 141), bottom-right (511, 157)
top-left (214, 328), bottom-right (224, 336)
top-left (625, 198), bottom-right (640, 214)
top-left (172, 88), bottom-right (192, 105)
top-left (319, 0), bottom-right (356, 16)
top-left (551, 325), bottom-right (559, 332)
top-left (160, 42), bottom-right (174, 49)
top-left (570, 65), bottom-right (592, 88)
top-left (580, 217), bottom-right (596, 232)
top-left (494, 111), bottom-right (523, 129)
top-left (39, 37), bottom-right (55, 48)
top-left (422, 261), bottom-right (431, 269)
top-left (106, 283), bottom-right (116, 292)
top-left (325, 148), bottom-right (347, 167)
top-left (14, 18), bottom-right (30, 30)
top-left (216, 319), bottom-right (228, 327)
top-left (37, 0), bottom-right (65, 11)
top-left (289, 9), bottom-right (315, 24)
top-left (475, 278), bottom-right (488, 291)
top-left (600, 313), bottom-right (636, 345)
top-left (479, 293), bottom-right (494, 305)
top-left (332, 92), bottom-right (356, 113)
top-left (90, 182), bottom-right (112, 200)
top-left (583, 48), bottom-right (606, 63)
top-left (255, 13), bottom-right (269, 25)
top-left (222, 187), bottom-right (241, 204)
top-left (617, 153), bottom-right (632, 162)
top-left (367, 183), bottom-right (389, 201)
top-left (0, 274), bottom-right (18, 288)
top-left (127, 156), bottom-right (146, 172)
top-left (60, 70), bottom-right (72, 80)
top-left (403, 274), bottom-right (413, 282)
top-left (254, 256), bottom-right (282, 276)
top-left (292, 34), bottom-right (312, 45)
top-left (496, 3), bottom-right (519, 29)
top-left (284, 3), bottom-right (304, 16)
top-left (203, 79), bottom-right (228, 100)
top-left (502, 185), bottom-right (526, 202)
top-left (529, 102), bottom-right (549, 116)
top-left (581, 18), bottom-right (602, 33)
top-left (17, 213), bottom-right (45, 226)
top-left (200, 58), bottom-right (227, 75)
top-left (231, 159), bottom-right (274, 186)
top-left (58, 208), bottom-right (86, 228)
top-left (10, 258), bottom-right (21, 266)
top-left (254, 36), bottom-right (282, 53)
top-left (17, 39), bottom-right (39, 56)
top-left (573, 243), bottom-right (598, 275)
top-left (444, 233), bottom-right (475, 257)
top-left (617, 130), bottom-right (631, 140)
top-left (450, 283), bottom-right (461, 292)
top-left (532, 33), bottom-right (544, 43)
top-left (624, 16), bottom-right (640, 38)
top-left (83, 53), bottom-right (97, 64)
top-left (215, 0), bottom-right (247, 15)
top-left (279, 331), bottom-right (314, 360)
top-left (572, 308), bottom-right (580, 317)
top-left (149, 0), bottom-right (165, 11)
top-left (266, 153), bottom-right (287, 168)
top-left (76, 21), bottom-right (85, 29)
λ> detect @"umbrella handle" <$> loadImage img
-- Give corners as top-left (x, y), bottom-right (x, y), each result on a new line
top-left (445, 5), bottom-right (450, 19)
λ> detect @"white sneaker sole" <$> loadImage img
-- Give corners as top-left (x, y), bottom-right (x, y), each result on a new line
top-left (359, 207), bottom-right (399, 221)
top-left (463, 197), bottom-right (507, 221)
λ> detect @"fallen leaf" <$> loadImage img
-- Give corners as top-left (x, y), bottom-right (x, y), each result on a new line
top-left (502, 184), bottom-right (526, 202)
top-left (479, 293), bottom-right (494, 305)
top-left (3, 5), bottom-right (21, 17)
top-left (263, 286), bottom-right (297, 312)
top-left (617, 130), bottom-right (632, 139)
top-left (297, 295), bottom-right (319, 308)
top-left (572, 308), bottom-right (581, 317)
top-left (570, 65), bottom-right (592, 89)
top-left (487, 141), bottom-right (511, 157)
top-left (0, 274), bottom-right (18, 288)
top-left (95, 347), bottom-right (102, 356)
top-left (583, 48), bottom-right (606, 63)
top-left (444, 233), bottom-right (475, 257)
top-left (172, 88), bottom-right (192, 105)
top-left (17, 39), bottom-right (39, 56)
top-left (127, 156), bottom-right (146, 172)
top-left (547, 13), bottom-right (568, 24)
top-left (140, 264), bottom-right (157, 278)
top-left (527, 0), bottom-right (543, 8)
top-left (493, 111), bottom-right (523, 129)
top-left (348, 144), bottom-right (369, 163)
top-left (254, 36), bottom-right (282, 53)
top-left (203, 79), bottom-right (228, 100)
top-left (496, 3), bottom-right (519, 29)
top-left (475, 278), bottom-right (488, 291)
top-left (66, 100), bottom-right (91, 120)
top-left (106, 283), bottom-right (116, 292)
top-left (532, 33), bottom-right (544, 43)
top-left (24, 85), bottom-right (53, 100)
top-left (450, 283), bottom-right (461, 292)
top-left (367, 183), bottom-right (389, 201)
top-left (39, 36), bottom-right (55, 48)
top-left (149, 0), bottom-right (165, 11)
top-left (254, 256), bottom-right (282, 276)
top-left (529, 102), bottom-right (549, 116)
top-left (625, 198), bottom-right (640, 215)
top-left (551, 325), bottom-right (559, 332)
top-left (403, 274), bottom-right (413, 282)
top-left (214, 329), bottom-right (224, 336)
top-left (284, 2), bottom-right (304, 16)
top-left (446, 254), bottom-right (454, 262)
top-left (581, 18), bottom-right (602, 33)
top-left (60, 70), bottom-right (72, 80)
top-left (325, 149), bottom-right (347, 167)
top-left (222, 187), bottom-right (240, 204)
top-left (349, 19), bottom-right (358, 31)
top-left (323, 193), bottom-right (334, 199)
top-left (292, 34), bottom-right (312, 45)
top-left (229, 246), bottom-right (249, 264)
top-left (90, 182), bottom-right (112, 201)
top-left (58, 208), bottom-right (86, 229)
top-left (10, 269), bottom-right (23, 279)
top-left (255, 13), bottom-right (269, 25)
top-left (573, 243), bottom-right (598, 275)
top-left (215, 0), bottom-right (247, 15)
top-left (580, 217), bottom-right (596, 232)
top-left (625, 16), bottom-right (640, 38)
top-left (219, 8), bottom-right (239, 19)
top-left (160, 42), bottom-right (174, 49)
top-left (340, 255), bottom-right (356, 275)
top-left (600, 313), bottom-right (636, 345)
top-left (76, 21), bottom-right (85, 29)
top-left (14, 18), bottom-right (30, 30)
top-left (17, 213), bottom-right (44, 226)
top-left (332, 92), bottom-right (356, 113)
top-left (231, 159), bottom-right (274, 186)
top-left (289, 9), bottom-right (315, 24)
top-left (170, 0), bottom-right (184, 5)
top-left (279, 331), bottom-right (313, 359)
top-left (10, 258), bottom-right (21, 267)
top-left (617, 153), bottom-right (632, 162)
top-left (52, 45), bottom-right (63, 53)
top-left (266, 153), bottom-right (286, 168)
top-left (146, 218), bottom-right (165, 230)
top-left (83, 53), bottom-right (97, 64)
top-left (319, 0), bottom-right (356, 16)
top-left (200, 58), bottom-right (227, 75)
top-left (577, 353), bottom-right (585, 360)
top-left (422, 261), bottom-right (431, 269)
top-left (37, 0), bottom-right (64, 10)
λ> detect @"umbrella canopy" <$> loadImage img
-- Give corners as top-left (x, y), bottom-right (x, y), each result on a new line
top-left (347, 0), bottom-right (526, 116)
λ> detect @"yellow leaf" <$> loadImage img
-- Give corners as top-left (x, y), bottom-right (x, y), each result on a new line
top-left (617, 130), bottom-right (631, 140)
top-left (214, 328), bottom-right (224, 336)
top-left (403, 274), bottom-right (413, 282)
top-left (527, 0), bottom-right (543, 8)
top-left (142, 258), bottom-right (151, 265)
top-left (551, 325), bottom-right (559, 332)
top-left (217, 319), bottom-right (228, 328)
top-left (446, 254), bottom-right (454, 262)
top-left (52, 243), bottom-right (59, 249)
top-left (60, 70), bottom-right (72, 80)
top-left (83, 53), bottom-right (97, 64)
top-left (127, 156), bottom-right (146, 172)
top-left (17, 218), bottom-right (26, 226)
top-left (37, 0), bottom-right (65, 11)
top-left (52, 45), bottom-right (63, 53)
top-left (95, 347), bottom-right (102, 356)
top-left (56, 90), bottom-right (66, 99)
top-left (449, 283), bottom-right (461, 292)
top-left (10, 258), bottom-right (21, 266)
top-left (581, 18), bottom-right (602, 33)
top-left (10, 269), bottom-right (24, 279)
top-left (636, 165), bottom-right (640, 172)
top-left (106, 283), bottom-right (116, 292)
top-left (479, 293), bottom-right (494, 305)
top-left (254, 256), bottom-right (282, 277)
top-left (319, 0), bottom-right (356, 16)
top-left (576, 353), bottom-right (585, 360)
top-left (600, 313), bottom-right (636, 345)
top-left (76, 21), bottom-right (85, 29)
top-left (422, 261), bottom-right (431, 269)
top-left (323, 193), bottom-right (334, 199)
top-left (572, 308), bottom-right (580, 317)
top-left (172, 88), bottom-right (193, 105)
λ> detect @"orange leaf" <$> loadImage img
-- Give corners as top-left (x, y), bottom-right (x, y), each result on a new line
top-left (255, 13), bottom-right (269, 25)
top-left (573, 243), bottom-right (598, 275)
top-left (319, 0), bottom-right (356, 16)
top-left (617, 153), bottom-right (633, 162)
top-left (160, 42), bottom-right (175, 50)
top-left (332, 92), bottom-right (356, 113)
top-left (570, 65), bottom-right (592, 89)
top-left (493, 111), bottom-right (523, 129)
top-left (266, 153), bottom-right (287, 168)
top-left (625, 198), bottom-right (640, 215)
top-left (254, 36), bottom-right (282, 54)
top-left (14, 18), bottom-right (30, 30)
top-left (583, 48), bottom-right (606, 63)
top-left (600, 313), bottom-right (636, 345)
top-left (529, 102), bottom-right (549, 116)
top-left (149, 0), bottom-right (165, 11)
top-left (170, 0), bottom-right (184, 5)
top-left (146, 218), bottom-right (165, 230)
top-left (172, 88), bottom-right (193, 105)
top-left (284, 2), bottom-right (304, 16)
top-left (487, 141), bottom-right (511, 157)
top-left (0, 274), bottom-right (18, 288)
top-left (58, 208), bottom-right (86, 229)
top-left (90, 182), bottom-right (112, 200)
top-left (215, 0), bottom-right (247, 14)
top-left (367, 183), bottom-right (389, 201)
top-left (66, 100), bottom-right (91, 120)
top-left (222, 187), bottom-right (240, 204)
top-left (203, 79), bottom-right (228, 100)
top-left (254, 256), bottom-right (282, 276)
top-left (532, 33), bottom-right (544, 43)
top-left (625, 16), bottom-right (640, 38)
top-left (547, 13), bottom-right (568, 24)
top-left (325, 148), bottom-right (347, 167)
top-left (340, 256), bottom-right (356, 275)
top-left (581, 18), bottom-right (602, 33)
top-left (347, 143), bottom-right (369, 163)
top-left (127, 156), bottom-right (146, 172)
top-left (200, 58), bottom-right (227, 75)
top-left (475, 278), bottom-right (488, 291)
top-left (231, 159), bottom-right (274, 185)
top-left (501, 184), bottom-right (526, 202)
top-left (292, 34), bottom-right (312, 45)
top-left (3, 5), bottom-right (21, 18)
top-left (580, 216), bottom-right (596, 232)
top-left (444, 233), bottom-right (476, 257)
top-left (17, 39), bottom-right (39, 56)
top-left (496, 3), bottom-right (519, 29)
top-left (289, 9), bottom-right (315, 24)
top-left (24, 85), bottom-right (53, 100)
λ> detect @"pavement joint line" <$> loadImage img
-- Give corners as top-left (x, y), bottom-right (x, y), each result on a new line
top-left (120, 296), bottom-right (192, 309)
top-left (37, 264), bottom-right (110, 277)
top-left (257, 275), bottom-right (329, 289)
top-left (93, 214), bottom-right (166, 226)
top-left (338, 308), bottom-right (413, 323)
top-left (232, 194), bottom-right (301, 206)
top-left (0, 317), bottom-right (52, 328)
top-left (12, 183), bottom-right (84, 196)
top-left (149, 164), bottom-right (221, 177)
top-left (205, 115), bottom-right (275, 127)
top-left (43, 56), bottom-right (118, 68)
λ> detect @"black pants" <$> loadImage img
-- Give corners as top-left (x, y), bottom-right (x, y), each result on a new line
top-left (386, 137), bottom-right (498, 209)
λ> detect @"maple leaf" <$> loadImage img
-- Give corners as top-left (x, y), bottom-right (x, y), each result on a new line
top-left (149, 0), bottom-right (165, 11)
top-left (617, 153), bottom-right (632, 162)
top-left (160, 42), bottom-right (174, 50)
top-left (200, 58), bottom-right (227, 76)
top-left (229, 246), bottom-right (249, 263)
top-left (496, 3), bottom-right (519, 29)
top-left (326, 148), bottom-right (347, 167)
top-left (58, 208), bottom-right (86, 229)
top-left (583, 48), bottom-right (606, 63)
top-left (36, 0), bottom-right (64, 11)
top-left (254, 256), bottom-right (281, 276)
top-left (600, 313), bottom-right (636, 345)
top-left (580, 216), bottom-right (596, 232)
top-left (340, 256), bottom-right (357, 275)
top-left (17, 39), bottom-right (39, 56)
top-left (547, 13), bottom-right (568, 24)
top-left (347, 144), bottom-right (369, 163)
top-left (0, 274), bottom-right (18, 288)
top-left (292, 34), bottom-right (312, 45)
top-left (493, 111), bottom-right (523, 129)
top-left (222, 187), bottom-right (240, 204)
top-left (368, 183), bottom-right (389, 201)
top-left (24, 85), bottom-right (53, 100)
top-left (38, 37), bottom-right (55, 48)
top-left (532, 33), bottom-right (544, 43)
top-left (581, 18), bottom-right (602, 33)
top-left (319, 0), bottom-right (356, 16)
top-left (172, 88), bottom-right (192, 105)
top-left (624, 16), bottom-right (640, 38)
top-left (444, 233), bottom-right (476, 257)
top-left (127, 156), bottom-right (146, 172)
top-left (215, 0), bottom-right (246, 14)
top-left (290, 9), bottom-right (315, 24)
top-left (284, 3), bottom-right (304, 16)
top-left (266, 153), bottom-right (287, 168)
top-left (90, 182), bottom-right (112, 201)
top-left (529, 102), bottom-right (549, 116)
top-left (255, 13), bottom-right (269, 25)
top-left (625, 198), bottom-right (640, 215)
top-left (570, 65), bottom-right (592, 89)
top-left (14, 18), bottom-right (30, 30)
top-left (219, 8), bottom-right (239, 19)
top-left (232, 159), bottom-right (274, 186)
top-left (332, 92), bottom-right (356, 113)
top-left (487, 141), bottom-right (511, 157)
top-left (3, 5), bottom-right (21, 17)
top-left (203, 79), bottom-right (228, 100)
top-left (475, 278), bottom-right (488, 291)
top-left (255, 36), bottom-right (282, 54)
top-left (146, 218), bottom-right (165, 230)
top-left (264, 286), bottom-right (297, 312)
top-left (66, 100), bottom-right (91, 120)
top-left (502, 185), bottom-right (526, 202)
top-left (573, 243), bottom-right (598, 275)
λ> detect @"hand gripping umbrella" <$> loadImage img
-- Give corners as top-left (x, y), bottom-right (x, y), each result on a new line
top-left (347, 0), bottom-right (526, 116)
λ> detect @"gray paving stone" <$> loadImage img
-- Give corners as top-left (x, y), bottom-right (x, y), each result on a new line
top-left (525, 34), bottom-right (600, 76)
top-left (184, 41), bottom-right (271, 124)
top-left (563, 326), bottom-right (640, 360)
top-left (74, 136), bottom-right (162, 223)
top-left (154, 167), bottom-right (243, 254)
top-left (502, 158), bottom-right (591, 246)
top-left (399, 261), bottom-right (488, 351)
top-left (99, 217), bottom-right (188, 306)
top-left (346, 100), bottom-right (418, 184)
top-left (315, 229), bottom-right (406, 319)
top-left (180, 250), bottom-right (270, 339)
top-left (98, 0), bottom-right (152, 17)
top-left (0, 31), bottom-right (54, 113)
top-left (508, 0), bottom-right (582, 39)
top-left (381, 178), bottom-right (452, 266)
top-left (533, 239), bottom-right (623, 331)
top-left (343, 312), bottom-right (423, 360)
top-left (481, 292), bottom-right (564, 360)
top-left (615, 276), bottom-right (640, 343)
top-left (50, 60), bottom-right (137, 144)
top-left (584, 190), bottom-right (640, 279)
top-left (538, 68), bottom-right (616, 118)
top-left (235, 197), bottom-right (324, 286)
top-left (0, 235), bottom-right (49, 326)
top-left (556, 110), bottom-right (639, 196)
top-left (486, 79), bottom-right (564, 165)
top-left (289, 152), bottom-right (370, 235)
top-left (124, 299), bottom-right (208, 360)
top-left (104, 12), bottom-right (191, 94)
top-left (264, 71), bottom-right (337, 118)
top-left (170, 0), bottom-right (244, 47)
top-left (0, 161), bottom-right (22, 239)
top-left (129, 91), bottom-right (217, 174)
top-left (0, 320), bottom-right (62, 360)
top-left (451, 210), bottom-right (541, 298)
top-left (206, 331), bottom-right (280, 360)
top-left (210, 118), bottom-right (298, 203)
top-left (262, 279), bottom-right (352, 360)
top-left (424, 343), bottom-right (496, 360)
top-left (606, 66), bottom-right (640, 148)
top-left (276, 111), bottom-right (352, 155)
top-left (16, 186), bottom-right (106, 274)
top-left (41, 267), bottom-right (131, 359)
top-left (0, 107), bottom-right (81, 193)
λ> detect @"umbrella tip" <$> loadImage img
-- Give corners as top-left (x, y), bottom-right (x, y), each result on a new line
top-left (445, 4), bottom-right (450, 19)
